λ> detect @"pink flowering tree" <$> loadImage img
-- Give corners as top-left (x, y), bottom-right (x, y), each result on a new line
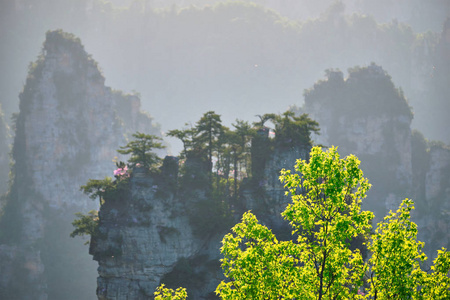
top-left (113, 161), bottom-right (129, 179)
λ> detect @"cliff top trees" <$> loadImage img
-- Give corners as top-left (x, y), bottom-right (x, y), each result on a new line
top-left (78, 132), bottom-right (164, 207)
top-left (73, 132), bottom-right (165, 243)
top-left (167, 110), bottom-right (320, 194)
top-left (194, 111), bottom-right (224, 184)
top-left (117, 132), bottom-right (165, 170)
top-left (270, 111), bottom-right (320, 148)
top-left (166, 126), bottom-right (195, 159)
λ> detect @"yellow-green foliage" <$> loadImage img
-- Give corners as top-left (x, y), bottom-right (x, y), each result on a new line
top-left (160, 146), bottom-right (450, 300)
top-left (217, 146), bottom-right (373, 299)
top-left (154, 284), bottom-right (187, 300)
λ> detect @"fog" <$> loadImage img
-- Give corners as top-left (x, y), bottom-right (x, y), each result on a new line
top-left (0, 1), bottom-right (449, 299)
top-left (1, 0), bottom-right (449, 154)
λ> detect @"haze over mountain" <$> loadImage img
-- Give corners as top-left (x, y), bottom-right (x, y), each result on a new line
top-left (0, 1), bottom-right (449, 299)
top-left (1, 0), bottom-right (449, 154)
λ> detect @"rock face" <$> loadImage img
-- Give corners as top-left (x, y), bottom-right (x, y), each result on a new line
top-left (92, 63), bottom-right (449, 299)
top-left (91, 160), bottom-right (228, 299)
top-left (416, 144), bottom-right (450, 256)
top-left (0, 105), bottom-right (10, 198)
top-left (244, 144), bottom-right (310, 233)
top-left (303, 64), bottom-right (450, 257)
top-left (93, 167), bottom-right (193, 299)
top-left (0, 30), bottom-right (160, 300)
top-left (92, 138), bottom-right (311, 299)
top-left (304, 65), bottom-right (413, 218)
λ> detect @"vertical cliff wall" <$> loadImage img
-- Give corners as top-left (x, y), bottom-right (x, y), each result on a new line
top-left (303, 64), bottom-right (450, 257)
top-left (92, 160), bottom-right (229, 299)
top-left (0, 30), bottom-right (160, 300)
top-left (94, 167), bottom-right (189, 299)
top-left (417, 144), bottom-right (450, 256)
top-left (0, 105), bottom-right (10, 198)
top-left (304, 64), bottom-right (413, 218)
top-left (92, 133), bottom-right (312, 299)
top-left (92, 62), bottom-right (449, 298)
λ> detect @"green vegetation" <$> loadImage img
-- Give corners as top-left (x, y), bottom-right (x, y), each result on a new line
top-left (367, 199), bottom-right (425, 299)
top-left (69, 210), bottom-right (99, 244)
top-left (166, 110), bottom-right (319, 237)
top-left (80, 177), bottom-right (115, 205)
top-left (156, 146), bottom-right (450, 299)
top-left (170, 110), bottom-right (318, 192)
top-left (74, 110), bottom-right (319, 241)
top-left (117, 132), bottom-right (165, 170)
top-left (71, 132), bottom-right (164, 240)
top-left (217, 146), bottom-right (372, 299)
top-left (79, 133), bottom-right (164, 204)
top-left (154, 284), bottom-right (187, 300)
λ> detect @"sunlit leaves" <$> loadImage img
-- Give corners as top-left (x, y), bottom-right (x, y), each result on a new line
top-left (147, 147), bottom-right (450, 300)
top-left (217, 146), bottom-right (374, 299)
top-left (367, 199), bottom-right (449, 300)
top-left (154, 284), bottom-right (187, 300)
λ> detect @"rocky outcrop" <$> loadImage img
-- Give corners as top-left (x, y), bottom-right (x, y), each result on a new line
top-left (303, 64), bottom-right (450, 258)
top-left (416, 144), bottom-right (450, 256)
top-left (304, 64), bottom-right (413, 218)
top-left (92, 63), bottom-right (450, 299)
top-left (0, 30), bottom-right (160, 300)
top-left (92, 161), bottom-right (226, 299)
top-left (243, 144), bottom-right (310, 233)
top-left (92, 138), bottom-right (311, 299)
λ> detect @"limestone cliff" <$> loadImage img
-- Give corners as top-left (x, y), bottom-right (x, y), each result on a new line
top-left (303, 64), bottom-right (450, 257)
top-left (92, 63), bottom-right (449, 298)
top-left (243, 141), bottom-right (310, 235)
top-left (415, 143), bottom-right (450, 256)
top-left (92, 134), bottom-right (311, 299)
top-left (0, 105), bottom-right (10, 198)
top-left (0, 30), bottom-right (160, 300)
top-left (304, 64), bottom-right (413, 217)
top-left (91, 160), bottom-right (229, 299)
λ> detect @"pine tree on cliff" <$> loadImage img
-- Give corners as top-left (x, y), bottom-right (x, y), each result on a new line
top-left (194, 111), bottom-right (224, 185)
top-left (117, 132), bottom-right (165, 171)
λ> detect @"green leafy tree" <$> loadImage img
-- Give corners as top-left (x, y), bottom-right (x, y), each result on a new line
top-left (80, 144), bottom-right (449, 300)
top-left (117, 132), bottom-right (165, 170)
top-left (80, 177), bottom-right (114, 206)
top-left (215, 146), bottom-right (450, 300)
top-left (70, 210), bottom-right (99, 244)
top-left (154, 284), bottom-right (187, 300)
top-left (280, 146), bottom-right (373, 299)
top-left (421, 249), bottom-right (450, 299)
top-left (366, 198), bottom-right (450, 300)
top-left (216, 146), bottom-right (374, 299)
